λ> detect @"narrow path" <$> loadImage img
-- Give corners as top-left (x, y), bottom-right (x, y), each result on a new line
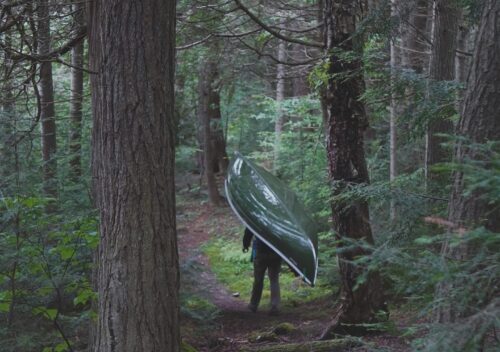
top-left (178, 225), bottom-right (245, 312)
top-left (177, 199), bottom-right (334, 351)
top-left (176, 197), bottom-right (411, 352)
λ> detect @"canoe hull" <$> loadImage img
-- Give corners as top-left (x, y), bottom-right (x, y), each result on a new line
top-left (225, 153), bottom-right (318, 286)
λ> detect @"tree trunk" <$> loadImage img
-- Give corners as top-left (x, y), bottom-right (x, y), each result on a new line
top-left (454, 24), bottom-right (469, 88)
top-left (290, 44), bottom-right (310, 97)
top-left (274, 39), bottom-right (286, 171)
top-left (321, 0), bottom-right (386, 338)
top-left (69, 1), bottom-right (85, 181)
top-left (389, 0), bottom-right (401, 221)
top-left (206, 61), bottom-right (228, 175)
top-left (401, 0), bottom-right (429, 74)
top-left (198, 57), bottom-right (223, 205)
top-left (88, 0), bottom-right (180, 351)
top-left (455, 17), bottom-right (475, 109)
top-left (425, 0), bottom-right (459, 182)
top-left (437, 0), bottom-right (500, 325)
top-left (1, 32), bottom-right (15, 187)
top-left (38, 0), bottom-right (58, 203)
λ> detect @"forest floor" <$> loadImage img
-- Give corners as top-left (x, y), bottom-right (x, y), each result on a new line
top-left (176, 176), bottom-right (413, 352)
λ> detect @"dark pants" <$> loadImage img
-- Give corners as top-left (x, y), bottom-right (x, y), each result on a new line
top-left (249, 250), bottom-right (281, 310)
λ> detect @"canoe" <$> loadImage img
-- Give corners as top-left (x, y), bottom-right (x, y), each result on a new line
top-left (225, 152), bottom-right (319, 286)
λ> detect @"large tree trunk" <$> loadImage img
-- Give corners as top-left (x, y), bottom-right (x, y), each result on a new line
top-left (69, 1), bottom-right (85, 181)
top-left (38, 0), bottom-right (58, 203)
top-left (274, 39), bottom-right (286, 171)
top-left (198, 57), bottom-right (224, 206)
top-left (425, 0), bottom-right (459, 182)
top-left (321, 0), bottom-right (386, 338)
top-left (88, 1), bottom-right (180, 351)
top-left (437, 0), bottom-right (500, 326)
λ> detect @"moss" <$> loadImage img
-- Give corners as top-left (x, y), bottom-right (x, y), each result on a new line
top-left (181, 340), bottom-right (198, 352)
top-left (180, 295), bottom-right (220, 321)
top-left (272, 322), bottom-right (297, 335)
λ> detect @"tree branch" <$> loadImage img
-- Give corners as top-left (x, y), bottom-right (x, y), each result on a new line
top-left (235, 34), bottom-right (321, 66)
top-left (233, 0), bottom-right (323, 49)
top-left (2, 26), bottom-right (86, 62)
top-left (176, 34), bottom-right (213, 50)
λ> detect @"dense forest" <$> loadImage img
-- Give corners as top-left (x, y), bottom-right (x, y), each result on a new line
top-left (0, 0), bottom-right (499, 351)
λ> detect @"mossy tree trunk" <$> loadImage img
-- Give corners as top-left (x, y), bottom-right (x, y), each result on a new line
top-left (321, 0), bottom-right (387, 338)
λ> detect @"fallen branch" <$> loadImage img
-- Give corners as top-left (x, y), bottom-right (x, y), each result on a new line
top-left (240, 338), bottom-right (360, 352)
top-left (423, 216), bottom-right (467, 236)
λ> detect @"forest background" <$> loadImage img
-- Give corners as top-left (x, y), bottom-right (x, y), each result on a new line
top-left (0, 0), bottom-right (499, 351)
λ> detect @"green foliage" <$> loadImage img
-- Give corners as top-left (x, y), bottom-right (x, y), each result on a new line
top-left (342, 139), bottom-right (500, 351)
top-left (308, 60), bottom-right (330, 91)
top-left (447, 140), bottom-right (500, 204)
top-left (176, 145), bottom-right (201, 174)
top-left (0, 56), bottom-right (97, 350)
top-left (0, 195), bottom-right (97, 351)
top-left (180, 295), bottom-right (220, 322)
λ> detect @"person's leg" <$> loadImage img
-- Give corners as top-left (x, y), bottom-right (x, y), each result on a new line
top-left (268, 257), bottom-right (281, 313)
top-left (249, 254), bottom-right (266, 312)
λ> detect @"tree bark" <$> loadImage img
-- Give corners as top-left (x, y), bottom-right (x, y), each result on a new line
top-left (274, 39), bottom-right (286, 171)
top-left (389, 0), bottom-right (401, 221)
top-left (38, 0), bottom-right (58, 203)
top-left (198, 57), bottom-right (223, 205)
top-left (207, 60), bottom-right (228, 175)
top-left (321, 0), bottom-right (386, 338)
top-left (437, 0), bottom-right (500, 325)
top-left (454, 16), bottom-right (475, 110)
top-left (401, 0), bottom-right (429, 74)
top-left (425, 0), bottom-right (459, 182)
top-left (69, 1), bottom-right (85, 181)
top-left (290, 44), bottom-right (310, 97)
top-left (88, 0), bottom-right (180, 351)
top-left (1, 32), bottom-right (15, 186)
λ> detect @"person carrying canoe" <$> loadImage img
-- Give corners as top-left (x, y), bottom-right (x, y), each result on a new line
top-left (242, 227), bottom-right (281, 315)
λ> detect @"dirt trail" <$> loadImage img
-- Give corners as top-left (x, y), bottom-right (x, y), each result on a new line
top-left (176, 198), bottom-right (241, 308)
top-left (177, 196), bottom-right (411, 352)
top-left (177, 201), bottom-right (330, 350)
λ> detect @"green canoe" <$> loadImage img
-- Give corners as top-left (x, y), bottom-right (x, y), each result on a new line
top-left (225, 153), bottom-right (319, 286)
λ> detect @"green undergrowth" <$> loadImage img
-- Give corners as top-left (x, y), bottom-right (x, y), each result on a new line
top-left (180, 294), bottom-right (220, 322)
top-left (203, 236), bottom-right (331, 307)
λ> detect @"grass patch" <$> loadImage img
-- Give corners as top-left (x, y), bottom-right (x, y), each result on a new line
top-left (180, 294), bottom-right (220, 321)
top-left (203, 237), bottom-right (332, 307)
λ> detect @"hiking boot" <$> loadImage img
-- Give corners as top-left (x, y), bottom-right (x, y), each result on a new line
top-left (248, 304), bottom-right (257, 313)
